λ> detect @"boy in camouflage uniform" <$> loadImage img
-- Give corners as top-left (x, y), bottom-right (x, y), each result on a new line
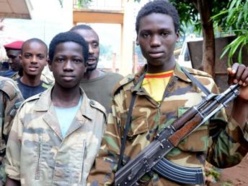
top-left (0, 76), bottom-right (23, 185)
top-left (5, 31), bottom-right (106, 186)
top-left (87, 1), bottom-right (248, 185)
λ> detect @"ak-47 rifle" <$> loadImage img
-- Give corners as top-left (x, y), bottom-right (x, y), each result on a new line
top-left (115, 84), bottom-right (240, 186)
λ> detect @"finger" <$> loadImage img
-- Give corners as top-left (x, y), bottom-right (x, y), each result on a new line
top-left (231, 64), bottom-right (246, 84)
top-left (240, 67), bottom-right (248, 86)
top-left (231, 63), bottom-right (240, 73)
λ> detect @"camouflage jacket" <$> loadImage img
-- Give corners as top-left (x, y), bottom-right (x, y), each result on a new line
top-left (87, 64), bottom-right (248, 186)
top-left (0, 76), bottom-right (23, 184)
top-left (5, 88), bottom-right (106, 186)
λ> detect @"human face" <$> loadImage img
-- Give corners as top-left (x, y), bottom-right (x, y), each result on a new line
top-left (20, 41), bottom-right (48, 77)
top-left (6, 49), bottom-right (21, 71)
top-left (73, 29), bottom-right (99, 72)
top-left (136, 13), bottom-right (179, 73)
top-left (49, 42), bottom-right (87, 89)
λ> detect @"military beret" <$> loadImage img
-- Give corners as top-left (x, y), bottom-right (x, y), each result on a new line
top-left (4, 40), bottom-right (24, 50)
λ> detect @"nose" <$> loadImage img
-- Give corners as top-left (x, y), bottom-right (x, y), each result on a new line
top-left (63, 60), bottom-right (73, 71)
top-left (150, 35), bottom-right (161, 46)
top-left (88, 44), bottom-right (94, 54)
top-left (31, 56), bottom-right (38, 63)
top-left (7, 58), bottom-right (13, 63)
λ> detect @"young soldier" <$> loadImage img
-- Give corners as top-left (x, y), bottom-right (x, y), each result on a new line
top-left (87, 1), bottom-right (248, 185)
top-left (70, 24), bottom-right (123, 113)
top-left (17, 38), bottom-right (51, 99)
top-left (5, 31), bottom-right (106, 186)
top-left (0, 77), bottom-right (23, 185)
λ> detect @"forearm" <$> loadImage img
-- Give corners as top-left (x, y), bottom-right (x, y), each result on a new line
top-left (5, 177), bottom-right (20, 186)
top-left (231, 97), bottom-right (248, 129)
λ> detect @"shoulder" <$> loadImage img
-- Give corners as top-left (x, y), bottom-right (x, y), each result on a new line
top-left (112, 74), bottom-right (135, 94)
top-left (87, 99), bottom-right (107, 122)
top-left (41, 81), bottom-right (53, 89)
top-left (183, 67), bottom-right (212, 78)
top-left (180, 66), bottom-right (215, 85)
top-left (104, 71), bottom-right (124, 84)
top-left (106, 71), bottom-right (124, 78)
top-left (88, 99), bottom-right (106, 114)
top-left (0, 76), bottom-right (21, 100)
top-left (180, 66), bottom-right (218, 93)
top-left (18, 92), bottom-right (43, 111)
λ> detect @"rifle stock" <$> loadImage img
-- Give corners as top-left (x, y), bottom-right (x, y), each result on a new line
top-left (115, 84), bottom-right (239, 186)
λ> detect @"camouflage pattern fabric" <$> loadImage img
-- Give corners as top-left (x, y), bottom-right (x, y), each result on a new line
top-left (40, 65), bottom-right (55, 86)
top-left (9, 72), bottom-right (19, 81)
top-left (5, 88), bottom-right (106, 186)
top-left (0, 76), bottom-right (23, 185)
top-left (87, 63), bottom-right (248, 186)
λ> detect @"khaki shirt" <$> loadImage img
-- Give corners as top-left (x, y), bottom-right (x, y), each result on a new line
top-left (6, 88), bottom-right (106, 186)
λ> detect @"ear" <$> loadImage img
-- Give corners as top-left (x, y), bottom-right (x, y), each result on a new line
top-left (19, 54), bottom-right (23, 64)
top-left (136, 37), bottom-right (139, 46)
top-left (48, 60), bottom-right (53, 72)
top-left (45, 57), bottom-right (48, 65)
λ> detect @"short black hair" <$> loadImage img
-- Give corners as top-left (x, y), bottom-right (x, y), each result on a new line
top-left (70, 24), bottom-right (93, 31)
top-left (70, 24), bottom-right (99, 40)
top-left (21, 38), bottom-right (48, 54)
top-left (48, 31), bottom-right (89, 64)
top-left (135, 0), bottom-right (180, 33)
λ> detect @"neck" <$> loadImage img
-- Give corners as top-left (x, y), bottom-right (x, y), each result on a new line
top-left (83, 69), bottom-right (104, 80)
top-left (20, 75), bottom-right (41, 86)
top-left (51, 86), bottom-right (82, 108)
top-left (147, 57), bottom-right (176, 73)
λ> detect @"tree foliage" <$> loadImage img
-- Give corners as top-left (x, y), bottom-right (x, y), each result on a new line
top-left (169, 0), bottom-right (229, 35)
top-left (212, 0), bottom-right (248, 64)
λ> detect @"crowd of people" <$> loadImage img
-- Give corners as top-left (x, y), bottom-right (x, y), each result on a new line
top-left (0, 0), bottom-right (248, 185)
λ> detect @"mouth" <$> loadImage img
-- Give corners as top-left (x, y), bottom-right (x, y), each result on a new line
top-left (62, 75), bottom-right (75, 81)
top-left (87, 58), bottom-right (97, 65)
top-left (28, 66), bottom-right (39, 71)
top-left (149, 52), bottom-right (164, 58)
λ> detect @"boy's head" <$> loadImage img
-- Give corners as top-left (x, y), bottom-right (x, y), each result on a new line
top-left (135, 0), bottom-right (180, 34)
top-left (49, 31), bottom-right (89, 64)
top-left (48, 31), bottom-right (89, 89)
top-left (4, 40), bottom-right (24, 72)
top-left (20, 38), bottom-right (48, 77)
top-left (70, 24), bottom-right (100, 72)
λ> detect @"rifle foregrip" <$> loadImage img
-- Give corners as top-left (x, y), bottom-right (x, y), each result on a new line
top-left (172, 107), bottom-right (198, 130)
top-left (169, 114), bottom-right (203, 146)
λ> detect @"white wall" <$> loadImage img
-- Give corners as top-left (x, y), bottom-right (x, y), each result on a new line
top-left (1, 0), bottom-right (73, 46)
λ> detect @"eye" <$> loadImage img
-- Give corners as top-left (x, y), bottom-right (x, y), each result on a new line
top-left (141, 33), bottom-right (150, 38)
top-left (161, 31), bottom-right (170, 37)
top-left (37, 55), bottom-right (45, 60)
top-left (24, 54), bottom-right (31, 59)
top-left (72, 59), bottom-right (83, 64)
top-left (55, 58), bottom-right (65, 63)
top-left (92, 42), bottom-right (99, 48)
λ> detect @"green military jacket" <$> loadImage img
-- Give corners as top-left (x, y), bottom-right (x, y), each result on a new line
top-left (0, 76), bottom-right (23, 184)
top-left (5, 87), bottom-right (106, 186)
top-left (87, 64), bottom-right (248, 186)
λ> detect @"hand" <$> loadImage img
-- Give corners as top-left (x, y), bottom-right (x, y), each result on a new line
top-left (227, 63), bottom-right (248, 100)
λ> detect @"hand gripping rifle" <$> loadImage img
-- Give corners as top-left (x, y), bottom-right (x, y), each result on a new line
top-left (115, 84), bottom-right (240, 185)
